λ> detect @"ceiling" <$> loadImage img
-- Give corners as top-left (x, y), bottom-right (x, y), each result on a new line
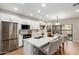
top-left (0, 3), bottom-right (79, 21)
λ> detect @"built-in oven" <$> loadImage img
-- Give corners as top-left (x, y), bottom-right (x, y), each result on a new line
top-left (23, 34), bottom-right (31, 39)
top-left (22, 34), bottom-right (31, 47)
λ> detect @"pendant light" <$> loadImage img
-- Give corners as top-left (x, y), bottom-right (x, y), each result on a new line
top-left (55, 16), bottom-right (60, 25)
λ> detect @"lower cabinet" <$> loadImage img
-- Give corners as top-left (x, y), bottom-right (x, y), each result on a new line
top-left (23, 41), bottom-right (40, 55)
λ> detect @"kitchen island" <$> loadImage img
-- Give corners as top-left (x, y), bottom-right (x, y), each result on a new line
top-left (23, 35), bottom-right (63, 55)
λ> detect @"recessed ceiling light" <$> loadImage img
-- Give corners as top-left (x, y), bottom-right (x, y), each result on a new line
top-left (46, 15), bottom-right (48, 17)
top-left (42, 3), bottom-right (46, 7)
top-left (40, 17), bottom-right (42, 19)
top-left (14, 7), bottom-right (18, 11)
top-left (30, 13), bottom-right (33, 16)
top-left (55, 23), bottom-right (60, 25)
top-left (75, 9), bottom-right (79, 12)
top-left (37, 10), bottom-right (40, 13)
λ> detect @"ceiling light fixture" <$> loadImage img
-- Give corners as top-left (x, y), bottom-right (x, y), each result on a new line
top-left (14, 7), bottom-right (18, 11)
top-left (46, 14), bottom-right (48, 17)
top-left (30, 13), bottom-right (33, 16)
top-left (37, 10), bottom-right (40, 13)
top-left (55, 22), bottom-right (60, 25)
top-left (55, 16), bottom-right (60, 25)
top-left (40, 17), bottom-right (42, 19)
top-left (42, 3), bottom-right (46, 7)
top-left (75, 9), bottom-right (79, 12)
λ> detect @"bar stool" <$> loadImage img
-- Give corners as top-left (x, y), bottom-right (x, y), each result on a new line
top-left (39, 38), bottom-right (62, 55)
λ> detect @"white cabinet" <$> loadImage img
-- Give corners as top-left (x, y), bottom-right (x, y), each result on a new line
top-left (27, 21), bottom-right (40, 29)
top-left (23, 41), bottom-right (39, 55)
top-left (18, 22), bottom-right (23, 47)
top-left (0, 13), bottom-right (19, 23)
top-left (31, 22), bottom-right (39, 29)
top-left (1, 13), bottom-right (10, 22)
top-left (18, 35), bottom-right (23, 47)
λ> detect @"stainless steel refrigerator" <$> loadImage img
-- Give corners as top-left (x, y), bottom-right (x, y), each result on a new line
top-left (0, 22), bottom-right (18, 54)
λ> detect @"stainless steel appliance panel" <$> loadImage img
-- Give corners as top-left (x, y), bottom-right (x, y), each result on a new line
top-left (0, 22), bottom-right (18, 54)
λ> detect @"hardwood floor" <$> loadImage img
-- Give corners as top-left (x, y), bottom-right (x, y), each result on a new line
top-left (5, 48), bottom-right (23, 55)
top-left (64, 41), bottom-right (79, 55)
top-left (4, 41), bottom-right (79, 55)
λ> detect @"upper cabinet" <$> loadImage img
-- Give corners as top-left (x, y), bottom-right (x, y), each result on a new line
top-left (26, 20), bottom-right (40, 30)
top-left (0, 13), bottom-right (19, 23)
top-left (0, 13), bottom-right (40, 30)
